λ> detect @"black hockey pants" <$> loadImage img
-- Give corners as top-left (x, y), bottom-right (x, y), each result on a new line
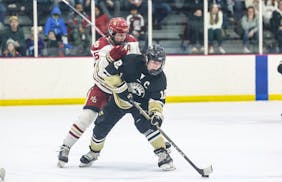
top-left (92, 98), bottom-right (158, 140)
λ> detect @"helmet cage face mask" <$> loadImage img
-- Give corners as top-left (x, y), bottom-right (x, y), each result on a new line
top-left (145, 45), bottom-right (166, 76)
top-left (108, 17), bottom-right (129, 44)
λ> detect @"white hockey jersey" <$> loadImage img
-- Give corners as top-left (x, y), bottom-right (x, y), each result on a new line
top-left (90, 35), bottom-right (141, 94)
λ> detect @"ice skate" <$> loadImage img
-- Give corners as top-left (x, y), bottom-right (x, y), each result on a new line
top-left (79, 150), bottom-right (100, 167)
top-left (57, 145), bottom-right (70, 168)
top-left (154, 148), bottom-right (175, 171)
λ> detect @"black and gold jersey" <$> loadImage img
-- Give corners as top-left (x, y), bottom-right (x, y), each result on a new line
top-left (105, 54), bottom-right (167, 109)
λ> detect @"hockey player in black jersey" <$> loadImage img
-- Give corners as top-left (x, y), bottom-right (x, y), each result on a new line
top-left (278, 61), bottom-right (282, 118)
top-left (278, 61), bottom-right (282, 74)
top-left (79, 44), bottom-right (175, 171)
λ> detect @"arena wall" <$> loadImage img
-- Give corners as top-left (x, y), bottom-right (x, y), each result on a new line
top-left (0, 55), bottom-right (281, 106)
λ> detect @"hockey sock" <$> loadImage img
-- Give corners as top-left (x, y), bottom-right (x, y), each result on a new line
top-left (63, 109), bottom-right (98, 147)
top-left (90, 136), bottom-right (105, 152)
top-left (146, 130), bottom-right (166, 150)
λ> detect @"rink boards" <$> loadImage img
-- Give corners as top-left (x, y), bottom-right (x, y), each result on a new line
top-left (0, 54), bottom-right (281, 105)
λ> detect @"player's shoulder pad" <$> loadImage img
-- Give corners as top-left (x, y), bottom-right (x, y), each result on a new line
top-left (126, 34), bottom-right (138, 42)
top-left (90, 37), bottom-right (110, 51)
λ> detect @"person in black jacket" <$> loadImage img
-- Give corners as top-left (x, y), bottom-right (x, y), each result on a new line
top-left (79, 44), bottom-right (175, 171)
top-left (270, 0), bottom-right (282, 52)
top-left (0, 16), bottom-right (25, 56)
top-left (186, 0), bottom-right (204, 53)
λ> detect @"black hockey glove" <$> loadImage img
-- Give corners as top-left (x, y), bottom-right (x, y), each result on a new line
top-left (149, 112), bottom-right (163, 126)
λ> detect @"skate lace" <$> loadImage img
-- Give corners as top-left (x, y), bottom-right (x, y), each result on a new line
top-left (157, 151), bottom-right (168, 163)
top-left (84, 151), bottom-right (99, 160)
top-left (58, 145), bottom-right (70, 156)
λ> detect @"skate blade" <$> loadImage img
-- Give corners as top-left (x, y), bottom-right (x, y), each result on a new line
top-left (160, 162), bottom-right (176, 171)
top-left (79, 162), bottom-right (93, 168)
top-left (57, 160), bottom-right (66, 168)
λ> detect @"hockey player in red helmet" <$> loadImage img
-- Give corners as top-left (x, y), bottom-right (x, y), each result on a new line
top-left (57, 17), bottom-right (140, 168)
top-left (108, 17), bottom-right (129, 45)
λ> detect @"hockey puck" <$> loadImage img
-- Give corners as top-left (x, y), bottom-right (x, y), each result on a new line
top-left (202, 174), bottom-right (209, 178)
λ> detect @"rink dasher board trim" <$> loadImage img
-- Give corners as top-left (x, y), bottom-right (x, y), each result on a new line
top-left (1, 94), bottom-right (282, 106)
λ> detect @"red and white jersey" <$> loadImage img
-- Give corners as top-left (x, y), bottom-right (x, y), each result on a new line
top-left (90, 35), bottom-right (141, 94)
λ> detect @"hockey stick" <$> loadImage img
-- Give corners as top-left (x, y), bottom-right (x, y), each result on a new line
top-left (62, 0), bottom-right (106, 38)
top-left (129, 99), bottom-right (213, 177)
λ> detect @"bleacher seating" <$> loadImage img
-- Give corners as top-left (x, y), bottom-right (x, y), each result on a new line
top-left (1, 0), bottom-right (279, 56)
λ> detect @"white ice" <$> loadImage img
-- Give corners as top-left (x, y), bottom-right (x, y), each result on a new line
top-left (0, 101), bottom-right (282, 182)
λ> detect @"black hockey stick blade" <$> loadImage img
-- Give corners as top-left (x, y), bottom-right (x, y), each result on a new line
top-left (157, 126), bottom-right (213, 177)
top-left (199, 165), bottom-right (213, 177)
top-left (129, 99), bottom-right (213, 177)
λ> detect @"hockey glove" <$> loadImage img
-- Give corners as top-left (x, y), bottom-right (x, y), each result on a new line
top-left (149, 112), bottom-right (163, 126)
top-left (107, 45), bottom-right (128, 62)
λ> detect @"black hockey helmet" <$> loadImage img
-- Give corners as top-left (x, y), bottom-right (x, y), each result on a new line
top-left (145, 44), bottom-right (166, 76)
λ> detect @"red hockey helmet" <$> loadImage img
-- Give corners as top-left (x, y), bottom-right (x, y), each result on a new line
top-left (108, 17), bottom-right (129, 36)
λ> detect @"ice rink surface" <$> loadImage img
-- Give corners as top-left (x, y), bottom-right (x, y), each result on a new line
top-left (0, 101), bottom-right (282, 182)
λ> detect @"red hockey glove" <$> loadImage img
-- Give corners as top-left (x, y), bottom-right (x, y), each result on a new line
top-left (107, 45), bottom-right (128, 62)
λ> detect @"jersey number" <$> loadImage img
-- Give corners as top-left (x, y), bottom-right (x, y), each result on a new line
top-left (160, 90), bottom-right (166, 100)
top-left (94, 52), bottom-right (100, 60)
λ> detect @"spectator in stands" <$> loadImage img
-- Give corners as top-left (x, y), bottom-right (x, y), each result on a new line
top-left (67, 2), bottom-right (91, 55)
top-left (83, 0), bottom-right (98, 15)
top-left (207, 3), bottom-right (226, 54)
top-left (124, 0), bottom-right (147, 16)
top-left (44, 6), bottom-right (69, 55)
top-left (124, 0), bottom-right (143, 9)
top-left (3, 0), bottom-right (32, 19)
top-left (26, 26), bottom-right (45, 57)
top-left (55, 0), bottom-right (75, 16)
top-left (152, 0), bottom-right (171, 30)
top-left (126, 6), bottom-right (145, 41)
top-left (0, 16), bottom-right (25, 56)
top-left (37, 0), bottom-right (54, 20)
top-left (240, 6), bottom-right (258, 53)
top-left (46, 30), bottom-right (65, 56)
top-left (0, 0), bottom-right (6, 30)
top-left (2, 38), bottom-right (20, 57)
top-left (233, 0), bottom-right (246, 21)
top-left (98, 0), bottom-right (120, 18)
top-left (270, 0), bottom-right (282, 53)
top-left (82, 0), bottom-right (91, 14)
top-left (262, 0), bottom-right (278, 29)
top-left (95, 5), bottom-right (110, 39)
top-left (208, 0), bottom-right (230, 38)
top-left (245, 0), bottom-right (259, 14)
top-left (186, 0), bottom-right (204, 53)
top-left (231, 0), bottom-right (246, 37)
top-left (174, 0), bottom-right (185, 14)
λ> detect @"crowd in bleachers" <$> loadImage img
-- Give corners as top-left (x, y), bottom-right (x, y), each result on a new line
top-left (1, 0), bottom-right (282, 57)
